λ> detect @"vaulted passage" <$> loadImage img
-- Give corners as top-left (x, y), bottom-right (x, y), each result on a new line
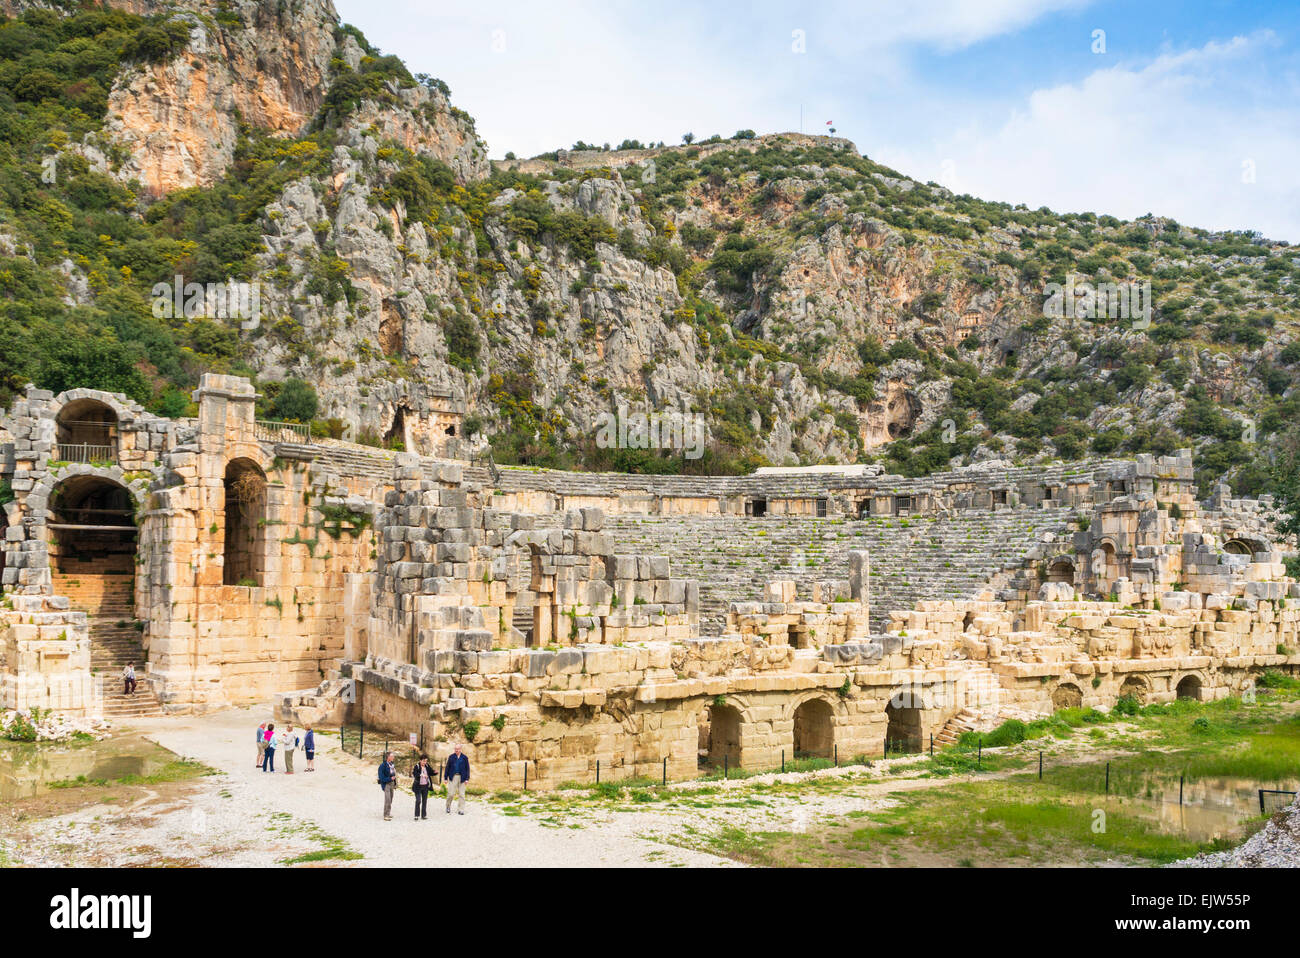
top-left (223, 459), bottom-right (267, 587)
top-left (699, 703), bottom-right (742, 767)
top-left (1176, 675), bottom-right (1202, 701)
top-left (1052, 683), bottom-right (1083, 709)
top-left (1119, 677), bottom-right (1148, 705)
top-left (885, 693), bottom-right (923, 753)
top-left (55, 399), bottom-right (118, 464)
top-left (48, 475), bottom-right (136, 575)
top-left (792, 699), bottom-right (834, 759)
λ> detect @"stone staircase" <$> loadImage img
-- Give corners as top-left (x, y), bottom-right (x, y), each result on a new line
top-left (934, 709), bottom-right (978, 747)
top-left (604, 509), bottom-right (1074, 632)
top-left (50, 572), bottom-right (164, 719)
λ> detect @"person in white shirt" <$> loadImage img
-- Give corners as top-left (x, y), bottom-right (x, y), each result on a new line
top-left (122, 664), bottom-right (136, 696)
top-left (279, 723), bottom-right (299, 774)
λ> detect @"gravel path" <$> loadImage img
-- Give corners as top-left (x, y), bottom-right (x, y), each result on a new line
top-left (127, 707), bottom-right (736, 868)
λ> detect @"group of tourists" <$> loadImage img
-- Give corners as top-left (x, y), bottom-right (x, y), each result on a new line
top-left (253, 717), bottom-right (472, 821)
top-left (377, 744), bottom-right (471, 821)
top-left (255, 721), bottom-right (316, 774)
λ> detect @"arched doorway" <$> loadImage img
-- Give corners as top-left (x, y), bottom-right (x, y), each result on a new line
top-left (885, 689), bottom-right (923, 753)
top-left (55, 399), bottom-right (118, 464)
top-left (223, 459), bottom-right (267, 587)
top-left (792, 699), bottom-right (834, 759)
top-left (1223, 538), bottom-right (1264, 558)
top-left (1097, 542), bottom-right (1120, 593)
top-left (1176, 675), bottom-right (1202, 701)
top-left (1046, 558), bottom-right (1075, 584)
top-left (1052, 683), bottom-right (1083, 709)
top-left (699, 703), bottom-right (741, 768)
top-left (48, 475), bottom-right (137, 575)
top-left (1118, 676), bottom-right (1148, 705)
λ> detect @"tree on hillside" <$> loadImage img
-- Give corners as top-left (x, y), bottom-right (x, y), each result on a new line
top-left (1269, 424), bottom-right (1300, 575)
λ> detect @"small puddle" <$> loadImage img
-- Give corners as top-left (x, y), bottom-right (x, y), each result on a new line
top-left (1080, 774), bottom-right (1299, 843)
top-left (0, 735), bottom-right (172, 800)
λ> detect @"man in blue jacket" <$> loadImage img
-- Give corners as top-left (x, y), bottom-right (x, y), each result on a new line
top-left (444, 744), bottom-right (470, 815)
top-left (378, 751), bottom-right (397, 821)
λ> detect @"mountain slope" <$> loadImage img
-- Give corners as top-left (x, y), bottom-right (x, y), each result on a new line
top-left (1, 0), bottom-right (1297, 496)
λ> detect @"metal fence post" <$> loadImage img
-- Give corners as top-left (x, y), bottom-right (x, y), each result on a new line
top-left (1038, 751), bottom-right (1043, 780)
top-left (1259, 789), bottom-right (1265, 815)
top-left (781, 750), bottom-right (785, 773)
top-left (977, 738), bottom-right (982, 768)
top-left (724, 755), bottom-right (728, 780)
top-left (1179, 774), bottom-right (1184, 806)
top-left (1105, 762), bottom-right (1110, 794)
top-left (929, 733), bottom-right (933, 757)
top-left (596, 759), bottom-right (600, 784)
top-left (662, 757), bottom-right (667, 786)
top-left (523, 763), bottom-right (528, 791)
top-left (834, 744), bottom-right (838, 767)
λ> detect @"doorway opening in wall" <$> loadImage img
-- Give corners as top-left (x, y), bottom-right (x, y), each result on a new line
top-left (55, 398), bottom-right (118, 464)
top-left (815, 497), bottom-right (828, 518)
top-left (885, 692), bottom-right (923, 753)
top-left (792, 698), bottom-right (834, 759)
top-left (1223, 538), bottom-right (1260, 557)
top-left (699, 703), bottom-right (741, 768)
top-left (896, 496), bottom-right (913, 517)
top-left (747, 498), bottom-right (767, 518)
top-left (384, 407), bottom-right (409, 451)
top-left (857, 499), bottom-right (872, 518)
top-left (992, 489), bottom-right (1008, 508)
top-left (1046, 558), bottom-right (1075, 584)
top-left (1119, 677), bottom-right (1148, 705)
top-left (223, 459), bottom-right (267, 587)
top-left (1052, 683), bottom-right (1083, 709)
top-left (1176, 675), bottom-right (1203, 701)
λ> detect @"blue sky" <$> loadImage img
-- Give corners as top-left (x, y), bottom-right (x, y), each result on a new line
top-left (334, 1), bottom-right (1300, 240)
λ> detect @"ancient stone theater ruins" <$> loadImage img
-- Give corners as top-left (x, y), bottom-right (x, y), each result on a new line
top-left (2, 375), bottom-right (1297, 786)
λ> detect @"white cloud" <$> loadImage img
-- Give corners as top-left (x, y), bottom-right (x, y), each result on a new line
top-left (881, 32), bottom-right (1300, 240)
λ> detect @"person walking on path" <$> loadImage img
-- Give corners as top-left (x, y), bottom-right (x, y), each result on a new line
top-left (303, 726), bottom-right (316, 772)
top-left (411, 754), bottom-right (434, 820)
top-left (280, 723), bottom-right (299, 774)
top-left (256, 722), bottom-right (267, 768)
top-left (444, 744), bottom-right (470, 815)
top-left (378, 751), bottom-right (397, 820)
top-left (262, 723), bottom-right (277, 772)
top-left (122, 664), bottom-right (137, 696)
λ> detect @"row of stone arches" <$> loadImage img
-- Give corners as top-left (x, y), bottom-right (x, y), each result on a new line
top-left (1048, 673), bottom-right (1204, 711)
top-left (696, 692), bottom-right (929, 768)
top-left (699, 698), bottom-right (840, 766)
top-left (35, 459), bottom-right (269, 587)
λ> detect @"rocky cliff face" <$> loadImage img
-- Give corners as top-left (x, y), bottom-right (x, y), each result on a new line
top-left (86, 0), bottom-right (484, 195)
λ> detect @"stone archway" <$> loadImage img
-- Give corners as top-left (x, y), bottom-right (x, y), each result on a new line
top-left (1118, 676), bottom-right (1148, 705)
top-left (1223, 538), bottom-right (1266, 558)
top-left (47, 475), bottom-right (137, 575)
top-left (885, 688), bottom-right (924, 753)
top-left (223, 458), bottom-right (267, 587)
top-left (1046, 557), bottom-right (1075, 584)
top-left (1052, 683), bottom-right (1083, 709)
top-left (792, 698), bottom-right (834, 759)
top-left (1175, 674), bottom-right (1203, 701)
top-left (54, 398), bottom-right (118, 464)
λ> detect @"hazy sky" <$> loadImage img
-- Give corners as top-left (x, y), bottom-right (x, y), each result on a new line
top-left (333, 0), bottom-right (1300, 241)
